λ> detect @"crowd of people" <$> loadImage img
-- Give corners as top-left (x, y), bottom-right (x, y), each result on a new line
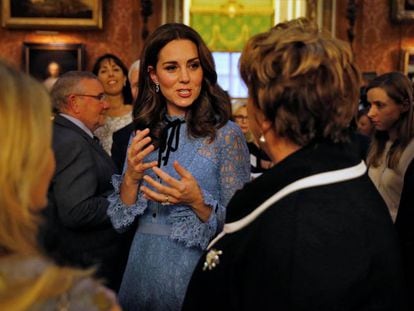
top-left (1, 17), bottom-right (413, 311)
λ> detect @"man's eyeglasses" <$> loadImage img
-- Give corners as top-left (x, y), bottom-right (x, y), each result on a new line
top-left (71, 93), bottom-right (107, 101)
top-left (233, 115), bottom-right (249, 122)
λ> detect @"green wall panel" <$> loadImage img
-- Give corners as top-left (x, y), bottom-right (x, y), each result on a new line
top-left (190, 1), bottom-right (274, 51)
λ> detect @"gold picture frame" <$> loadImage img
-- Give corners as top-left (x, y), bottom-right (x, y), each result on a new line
top-left (1, 0), bottom-right (102, 29)
top-left (23, 42), bottom-right (85, 81)
top-left (401, 48), bottom-right (414, 82)
top-left (392, 0), bottom-right (414, 22)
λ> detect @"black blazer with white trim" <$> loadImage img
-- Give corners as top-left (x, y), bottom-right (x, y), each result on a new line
top-left (184, 138), bottom-right (405, 311)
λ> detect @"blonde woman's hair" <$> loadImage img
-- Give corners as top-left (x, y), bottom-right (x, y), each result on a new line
top-left (231, 99), bottom-right (254, 143)
top-left (240, 18), bottom-right (361, 146)
top-left (0, 60), bottom-right (52, 255)
top-left (0, 60), bottom-right (92, 310)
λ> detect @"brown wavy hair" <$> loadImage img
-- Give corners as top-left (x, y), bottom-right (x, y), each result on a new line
top-left (132, 23), bottom-right (231, 147)
top-left (365, 72), bottom-right (414, 169)
top-left (240, 18), bottom-right (361, 146)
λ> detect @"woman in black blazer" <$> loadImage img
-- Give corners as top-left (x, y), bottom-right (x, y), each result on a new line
top-left (183, 17), bottom-right (405, 311)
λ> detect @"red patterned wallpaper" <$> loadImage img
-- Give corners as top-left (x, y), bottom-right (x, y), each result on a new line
top-left (337, 0), bottom-right (414, 76)
top-left (0, 0), bottom-right (161, 72)
top-left (2, 1), bottom-right (414, 77)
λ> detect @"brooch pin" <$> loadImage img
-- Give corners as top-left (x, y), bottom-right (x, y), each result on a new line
top-left (203, 248), bottom-right (223, 271)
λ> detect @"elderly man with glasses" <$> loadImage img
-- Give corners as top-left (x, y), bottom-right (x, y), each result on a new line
top-left (39, 71), bottom-right (127, 292)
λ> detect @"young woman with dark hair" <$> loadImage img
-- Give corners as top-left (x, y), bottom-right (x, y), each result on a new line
top-left (107, 23), bottom-right (250, 310)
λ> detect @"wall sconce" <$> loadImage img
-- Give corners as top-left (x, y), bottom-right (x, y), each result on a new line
top-left (221, 0), bottom-right (244, 18)
top-left (190, 0), bottom-right (272, 19)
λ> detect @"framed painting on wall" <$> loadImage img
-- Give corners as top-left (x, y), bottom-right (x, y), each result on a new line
top-left (392, 0), bottom-right (414, 22)
top-left (402, 48), bottom-right (414, 82)
top-left (1, 0), bottom-right (102, 29)
top-left (23, 43), bottom-right (85, 87)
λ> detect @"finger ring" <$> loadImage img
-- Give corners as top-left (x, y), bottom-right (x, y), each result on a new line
top-left (161, 194), bottom-right (171, 206)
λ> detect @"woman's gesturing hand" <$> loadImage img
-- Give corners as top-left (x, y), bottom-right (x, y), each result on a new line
top-left (123, 128), bottom-right (158, 186)
top-left (120, 128), bottom-right (158, 205)
top-left (141, 161), bottom-right (212, 222)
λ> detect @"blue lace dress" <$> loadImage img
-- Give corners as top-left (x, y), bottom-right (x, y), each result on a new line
top-left (107, 115), bottom-right (250, 311)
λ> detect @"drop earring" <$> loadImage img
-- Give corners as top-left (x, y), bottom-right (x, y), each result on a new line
top-left (155, 82), bottom-right (160, 93)
top-left (259, 134), bottom-right (266, 143)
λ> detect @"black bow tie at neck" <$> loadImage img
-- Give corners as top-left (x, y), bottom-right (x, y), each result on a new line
top-left (158, 118), bottom-right (185, 167)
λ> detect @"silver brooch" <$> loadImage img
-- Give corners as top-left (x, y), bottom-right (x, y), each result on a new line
top-left (203, 248), bottom-right (223, 271)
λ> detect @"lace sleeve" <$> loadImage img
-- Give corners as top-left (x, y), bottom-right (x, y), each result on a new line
top-left (170, 189), bottom-right (219, 249)
top-left (170, 122), bottom-right (250, 249)
top-left (218, 122), bottom-right (251, 205)
top-left (215, 121), bottom-right (250, 224)
top-left (107, 174), bottom-right (147, 232)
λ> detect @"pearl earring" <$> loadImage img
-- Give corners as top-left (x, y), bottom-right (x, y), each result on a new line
top-left (155, 83), bottom-right (160, 93)
top-left (259, 134), bottom-right (266, 143)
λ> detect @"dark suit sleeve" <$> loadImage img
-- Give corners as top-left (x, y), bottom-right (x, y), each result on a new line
top-left (51, 135), bottom-right (111, 229)
top-left (111, 123), bottom-right (133, 173)
top-left (395, 159), bottom-right (414, 238)
top-left (395, 158), bottom-right (414, 307)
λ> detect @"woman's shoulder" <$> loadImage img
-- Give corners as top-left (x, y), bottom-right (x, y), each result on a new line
top-left (399, 138), bottom-right (414, 170)
top-left (216, 120), bottom-right (244, 138)
top-left (106, 112), bottom-right (133, 128)
top-left (61, 275), bottom-right (120, 311)
top-left (36, 275), bottom-right (119, 311)
top-left (0, 255), bottom-right (119, 311)
top-left (406, 137), bottom-right (414, 151)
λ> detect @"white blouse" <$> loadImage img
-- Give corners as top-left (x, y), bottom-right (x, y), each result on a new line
top-left (368, 138), bottom-right (414, 222)
top-left (94, 112), bottom-right (132, 156)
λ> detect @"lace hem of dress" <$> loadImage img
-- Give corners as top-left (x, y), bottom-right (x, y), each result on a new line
top-left (169, 189), bottom-right (218, 250)
top-left (107, 174), bottom-right (146, 232)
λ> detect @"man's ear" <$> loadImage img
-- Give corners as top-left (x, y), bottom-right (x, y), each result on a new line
top-left (67, 95), bottom-right (80, 114)
top-left (148, 65), bottom-right (158, 84)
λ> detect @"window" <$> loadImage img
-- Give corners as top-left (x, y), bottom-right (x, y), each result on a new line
top-left (182, 0), bottom-right (334, 99)
top-left (213, 51), bottom-right (247, 98)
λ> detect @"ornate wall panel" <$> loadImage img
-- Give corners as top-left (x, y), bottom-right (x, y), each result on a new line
top-left (189, 0), bottom-right (274, 51)
top-left (340, 0), bottom-right (414, 76)
top-left (0, 0), bottom-right (162, 74)
top-left (2, 1), bottom-right (414, 77)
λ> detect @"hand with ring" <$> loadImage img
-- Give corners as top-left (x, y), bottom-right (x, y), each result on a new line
top-left (140, 160), bottom-right (212, 222)
top-left (161, 194), bottom-right (171, 206)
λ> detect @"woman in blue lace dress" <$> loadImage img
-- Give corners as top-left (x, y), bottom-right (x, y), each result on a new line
top-left (107, 23), bottom-right (250, 311)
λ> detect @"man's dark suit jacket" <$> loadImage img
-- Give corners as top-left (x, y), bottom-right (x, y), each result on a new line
top-left (39, 114), bottom-right (126, 291)
top-left (111, 122), bottom-right (134, 172)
